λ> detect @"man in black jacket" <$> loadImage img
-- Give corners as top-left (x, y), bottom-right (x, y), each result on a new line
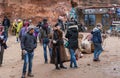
top-left (2, 16), bottom-right (10, 39)
top-left (21, 26), bottom-right (37, 78)
top-left (0, 26), bottom-right (7, 67)
top-left (65, 24), bottom-right (79, 68)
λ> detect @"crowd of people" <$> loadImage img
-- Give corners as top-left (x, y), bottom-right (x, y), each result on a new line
top-left (0, 16), bottom-right (104, 78)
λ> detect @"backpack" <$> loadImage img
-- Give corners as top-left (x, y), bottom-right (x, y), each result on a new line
top-left (34, 27), bottom-right (40, 33)
top-left (43, 37), bottom-right (49, 44)
top-left (42, 23), bottom-right (48, 30)
top-left (41, 29), bottom-right (48, 39)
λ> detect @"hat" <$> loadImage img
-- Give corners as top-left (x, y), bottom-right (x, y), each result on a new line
top-left (43, 18), bottom-right (47, 22)
top-left (29, 19), bottom-right (32, 23)
top-left (27, 25), bottom-right (34, 32)
top-left (18, 19), bottom-right (22, 22)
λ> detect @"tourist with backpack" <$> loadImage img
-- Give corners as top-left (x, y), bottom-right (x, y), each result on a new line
top-left (65, 20), bottom-right (79, 68)
top-left (40, 18), bottom-right (52, 63)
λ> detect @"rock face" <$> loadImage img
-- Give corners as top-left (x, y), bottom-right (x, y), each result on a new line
top-left (0, 0), bottom-right (71, 24)
top-left (0, 0), bottom-right (120, 23)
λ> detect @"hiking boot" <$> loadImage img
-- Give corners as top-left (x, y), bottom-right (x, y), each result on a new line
top-left (73, 66), bottom-right (79, 69)
top-left (97, 59), bottom-right (100, 61)
top-left (60, 66), bottom-right (67, 69)
top-left (56, 67), bottom-right (60, 70)
top-left (93, 59), bottom-right (98, 61)
top-left (28, 73), bottom-right (34, 77)
top-left (93, 59), bottom-right (100, 62)
top-left (70, 64), bottom-right (73, 68)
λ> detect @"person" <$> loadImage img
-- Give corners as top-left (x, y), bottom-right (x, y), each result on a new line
top-left (51, 24), bottom-right (68, 70)
top-left (37, 21), bottom-right (42, 28)
top-left (16, 19), bottom-right (23, 42)
top-left (65, 23), bottom-right (79, 68)
top-left (19, 20), bottom-right (29, 41)
top-left (2, 16), bottom-right (10, 40)
top-left (34, 25), bottom-right (40, 39)
top-left (78, 22), bottom-right (87, 32)
top-left (40, 18), bottom-right (52, 63)
top-left (66, 17), bottom-right (78, 29)
top-left (56, 17), bottom-right (65, 32)
top-left (19, 21), bottom-right (29, 60)
top-left (11, 19), bottom-right (17, 35)
top-left (0, 26), bottom-right (7, 67)
top-left (37, 21), bottom-right (42, 43)
top-left (91, 23), bottom-right (103, 62)
top-left (21, 26), bottom-right (37, 78)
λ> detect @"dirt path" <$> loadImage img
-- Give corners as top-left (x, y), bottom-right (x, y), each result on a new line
top-left (0, 35), bottom-right (120, 78)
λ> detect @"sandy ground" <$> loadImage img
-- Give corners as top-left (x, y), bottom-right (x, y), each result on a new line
top-left (0, 34), bottom-right (120, 78)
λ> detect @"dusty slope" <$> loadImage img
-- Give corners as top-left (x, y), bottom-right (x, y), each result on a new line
top-left (0, 34), bottom-right (120, 78)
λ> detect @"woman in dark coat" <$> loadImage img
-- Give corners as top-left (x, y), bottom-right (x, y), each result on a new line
top-left (51, 24), bottom-right (68, 70)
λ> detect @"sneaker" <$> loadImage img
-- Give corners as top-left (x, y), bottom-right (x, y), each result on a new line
top-left (45, 61), bottom-right (48, 64)
top-left (21, 74), bottom-right (26, 78)
top-left (21, 76), bottom-right (25, 78)
top-left (70, 64), bottom-right (73, 68)
top-left (28, 73), bottom-right (34, 77)
top-left (97, 59), bottom-right (100, 61)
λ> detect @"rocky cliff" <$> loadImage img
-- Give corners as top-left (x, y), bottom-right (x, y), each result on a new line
top-left (0, 0), bottom-right (120, 23)
top-left (0, 0), bottom-right (71, 24)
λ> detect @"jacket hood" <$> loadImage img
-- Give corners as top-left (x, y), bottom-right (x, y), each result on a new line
top-left (69, 27), bottom-right (78, 33)
top-left (69, 25), bottom-right (78, 30)
top-left (92, 27), bottom-right (100, 32)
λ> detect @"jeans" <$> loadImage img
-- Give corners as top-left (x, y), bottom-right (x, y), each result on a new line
top-left (4, 26), bottom-right (9, 39)
top-left (93, 43), bottom-right (103, 60)
top-left (0, 46), bottom-right (4, 65)
top-left (69, 49), bottom-right (77, 67)
top-left (43, 43), bottom-right (52, 62)
top-left (22, 52), bottom-right (34, 74)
